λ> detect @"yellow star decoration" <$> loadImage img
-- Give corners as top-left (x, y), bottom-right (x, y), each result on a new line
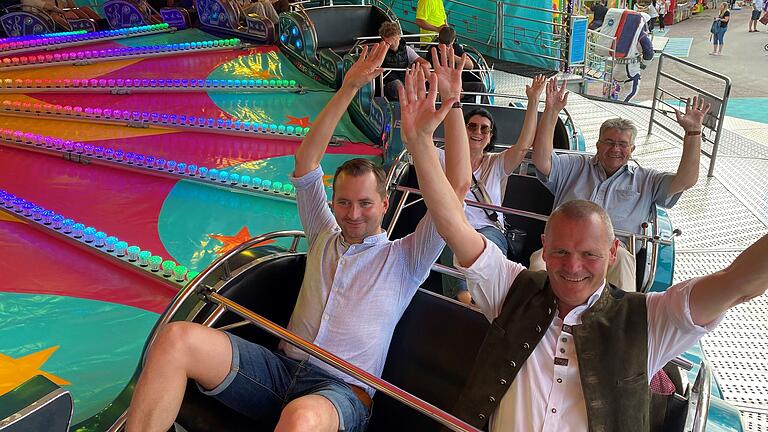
top-left (208, 226), bottom-right (275, 255)
top-left (323, 175), bottom-right (334, 188)
top-left (0, 346), bottom-right (70, 396)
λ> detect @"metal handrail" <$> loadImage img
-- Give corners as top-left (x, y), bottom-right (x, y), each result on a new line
top-left (203, 290), bottom-right (479, 432)
top-left (142, 230), bottom-right (306, 355)
top-left (648, 53), bottom-right (731, 177)
top-left (392, 184), bottom-right (674, 245)
top-left (683, 360), bottom-right (712, 432)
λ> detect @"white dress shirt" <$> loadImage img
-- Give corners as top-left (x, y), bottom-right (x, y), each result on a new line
top-left (456, 239), bottom-right (723, 432)
top-left (279, 166), bottom-right (445, 396)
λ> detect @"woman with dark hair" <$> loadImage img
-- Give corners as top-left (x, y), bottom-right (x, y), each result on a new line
top-left (436, 75), bottom-right (545, 304)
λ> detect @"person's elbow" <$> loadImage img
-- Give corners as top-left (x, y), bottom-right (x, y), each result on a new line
top-left (452, 178), bottom-right (472, 199)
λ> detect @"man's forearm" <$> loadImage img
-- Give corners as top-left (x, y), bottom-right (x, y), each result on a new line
top-left (416, 19), bottom-right (441, 32)
top-left (443, 107), bottom-right (472, 197)
top-left (294, 85), bottom-right (357, 177)
top-left (531, 109), bottom-right (558, 175)
top-left (668, 133), bottom-right (702, 195)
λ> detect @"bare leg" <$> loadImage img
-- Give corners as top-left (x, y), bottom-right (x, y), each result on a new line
top-left (275, 395), bottom-right (340, 432)
top-left (125, 322), bottom-right (234, 432)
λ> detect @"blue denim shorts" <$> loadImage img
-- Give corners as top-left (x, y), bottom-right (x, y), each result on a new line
top-left (198, 333), bottom-right (371, 431)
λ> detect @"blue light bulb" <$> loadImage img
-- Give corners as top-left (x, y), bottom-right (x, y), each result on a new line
top-left (229, 173), bottom-right (240, 184)
top-left (187, 164), bottom-right (198, 175)
top-left (209, 168), bottom-right (219, 180)
top-left (218, 171), bottom-right (229, 182)
top-left (72, 223), bottom-right (85, 238)
top-left (198, 166), bottom-right (208, 177)
top-left (240, 175), bottom-right (251, 185)
top-left (83, 226), bottom-right (97, 243)
top-left (105, 236), bottom-right (118, 251)
top-left (94, 231), bottom-right (107, 247)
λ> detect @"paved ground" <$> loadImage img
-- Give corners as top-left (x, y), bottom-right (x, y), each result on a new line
top-left (636, 5), bottom-right (768, 101)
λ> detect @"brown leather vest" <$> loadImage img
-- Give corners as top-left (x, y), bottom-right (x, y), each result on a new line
top-left (452, 270), bottom-right (649, 431)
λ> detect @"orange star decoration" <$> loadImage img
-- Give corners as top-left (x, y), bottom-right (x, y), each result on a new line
top-left (286, 115), bottom-right (312, 129)
top-left (252, 69), bottom-right (276, 80)
top-left (0, 346), bottom-right (70, 396)
top-left (323, 174), bottom-right (334, 188)
top-left (208, 226), bottom-right (275, 255)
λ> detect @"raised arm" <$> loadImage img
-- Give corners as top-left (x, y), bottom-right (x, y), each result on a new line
top-left (294, 43), bottom-right (388, 177)
top-left (667, 96), bottom-right (711, 196)
top-left (689, 234), bottom-right (768, 326)
top-left (502, 74), bottom-right (545, 174)
top-left (531, 78), bottom-right (568, 176)
top-left (432, 45), bottom-right (472, 197)
top-left (399, 66), bottom-right (485, 267)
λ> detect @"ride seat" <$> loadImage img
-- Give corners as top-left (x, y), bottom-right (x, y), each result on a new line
top-left (306, 5), bottom-right (389, 54)
top-left (174, 253), bottom-right (489, 431)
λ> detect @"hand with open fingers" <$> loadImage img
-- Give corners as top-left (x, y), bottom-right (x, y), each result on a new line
top-left (525, 74), bottom-right (546, 102)
top-left (675, 96), bottom-right (711, 132)
top-left (432, 44), bottom-right (466, 100)
top-left (342, 42), bottom-right (390, 90)
top-left (544, 77), bottom-right (568, 112)
top-left (398, 64), bottom-right (458, 150)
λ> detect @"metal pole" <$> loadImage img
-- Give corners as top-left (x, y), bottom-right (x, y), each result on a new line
top-left (647, 53), bottom-right (664, 134)
top-left (708, 78), bottom-right (731, 177)
top-left (204, 291), bottom-right (480, 432)
top-left (496, 0), bottom-right (504, 59)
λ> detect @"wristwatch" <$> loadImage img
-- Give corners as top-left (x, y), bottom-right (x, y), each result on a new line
top-left (451, 101), bottom-right (462, 109)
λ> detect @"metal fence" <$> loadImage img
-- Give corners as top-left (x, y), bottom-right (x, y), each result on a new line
top-left (648, 53), bottom-right (731, 177)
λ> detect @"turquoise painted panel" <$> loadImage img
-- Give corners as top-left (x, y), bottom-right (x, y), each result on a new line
top-left (157, 154), bottom-right (379, 272)
top-left (0, 293), bottom-right (158, 424)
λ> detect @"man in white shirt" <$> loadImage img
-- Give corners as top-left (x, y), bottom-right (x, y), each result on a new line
top-left (398, 63), bottom-right (768, 431)
top-left (125, 43), bottom-right (468, 432)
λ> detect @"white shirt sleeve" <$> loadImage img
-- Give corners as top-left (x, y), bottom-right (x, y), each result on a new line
top-left (646, 277), bottom-right (725, 377)
top-left (406, 46), bottom-right (422, 65)
top-left (455, 237), bottom-right (526, 322)
top-left (291, 166), bottom-right (339, 248)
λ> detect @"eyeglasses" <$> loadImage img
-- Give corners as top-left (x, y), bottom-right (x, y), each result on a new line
top-left (466, 122), bottom-right (491, 135)
top-left (598, 139), bottom-right (632, 149)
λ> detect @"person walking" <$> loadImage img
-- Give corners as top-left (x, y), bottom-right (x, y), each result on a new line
top-left (648, 0), bottom-right (660, 32)
top-left (710, 2), bottom-right (730, 56)
top-left (657, 0), bottom-right (668, 30)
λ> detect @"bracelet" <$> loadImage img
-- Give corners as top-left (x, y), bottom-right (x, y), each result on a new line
top-left (451, 101), bottom-right (462, 109)
top-left (684, 130), bottom-right (701, 136)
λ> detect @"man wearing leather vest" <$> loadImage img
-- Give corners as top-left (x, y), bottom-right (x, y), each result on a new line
top-left (398, 70), bottom-right (768, 432)
top-left (378, 21), bottom-right (430, 100)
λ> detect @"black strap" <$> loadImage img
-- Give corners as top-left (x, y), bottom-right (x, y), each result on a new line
top-left (470, 173), bottom-right (499, 223)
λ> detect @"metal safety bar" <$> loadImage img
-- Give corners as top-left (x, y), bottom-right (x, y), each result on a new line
top-left (648, 53), bottom-right (731, 177)
top-left (394, 185), bottom-right (673, 245)
top-left (683, 360), bottom-right (712, 432)
top-left (202, 291), bottom-right (480, 432)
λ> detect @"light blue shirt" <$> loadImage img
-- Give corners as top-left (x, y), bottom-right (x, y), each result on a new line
top-left (536, 153), bottom-right (681, 235)
top-left (279, 166), bottom-right (444, 395)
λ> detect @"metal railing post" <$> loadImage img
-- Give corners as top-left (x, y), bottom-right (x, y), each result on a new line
top-left (496, 0), bottom-right (504, 59)
top-left (708, 79), bottom-right (731, 177)
top-left (647, 53), bottom-right (664, 135)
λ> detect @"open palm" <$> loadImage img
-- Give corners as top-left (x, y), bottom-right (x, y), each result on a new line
top-left (399, 65), bottom-right (456, 149)
top-left (343, 42), bottom-right (389, 89)
top-left (675, 96), bottom-right (711, 132)
top-left (432, 45), bottom-right (466, 100)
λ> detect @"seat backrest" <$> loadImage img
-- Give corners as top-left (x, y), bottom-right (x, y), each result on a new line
top-left (306, 5), bottom-right (388, 50)
top-left (432, 104), bottom-right (571, 150)
top-left (501, 174), bottom-right (554, 266)
top-left (369, 291), bottom-right (488, 431)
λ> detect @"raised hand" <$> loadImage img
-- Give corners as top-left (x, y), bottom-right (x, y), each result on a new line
top-left (342, 42), bottom-right (389, 90)
top-left (525, 74), bottom-right (546, 102)
top-left (431, 45), bottom-right (467, 100)
top-left (674, 96), bottom-right (711, 133)
top-left (544, 77), bottom-right (568, 112)
top-left (398, 64), bottom-right (458, 149)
